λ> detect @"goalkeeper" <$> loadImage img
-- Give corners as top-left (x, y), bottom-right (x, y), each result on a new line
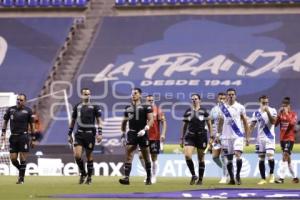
top-left (1, 93), bottom-right (36, 184)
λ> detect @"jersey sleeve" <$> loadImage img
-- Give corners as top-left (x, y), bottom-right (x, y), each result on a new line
top-left (183, 109), bottom-right (190, 122)
top-left (124, 106), bottom-right (129, 118)
top-left (145, 105), bottom-right (153, 113)
top-left (3, 107), bottom-right (10, 121)
top-left (94, 105), bottom-right (102, 118)
top-left (71, 104), bottom-right (78, 120)
top-left (250, 111), bottom-right (257, 123)
top-left (28, 108), bottom-right (34, 124)
top-left (240, 104), bottom-right (246, 116)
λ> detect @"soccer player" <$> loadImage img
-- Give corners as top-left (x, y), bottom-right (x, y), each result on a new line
top-left (275, 97), bottom-right (299, 184)
top-left (119, 88), bottom-right (154, 185)
top-left (1, 93), bottom-right (36, 184)
top-left (249, 95), bottom-right (277, 184)
top-left (209, 92), bottom-right (228, 184)
top-left (139, 95), bottom-right (167, 184)
top-left (218, 88), bottom-right (250, 185)
top-left (68, 88), bottom-right (103, 185)
top-left (180, 94), bottom-right (212, 185)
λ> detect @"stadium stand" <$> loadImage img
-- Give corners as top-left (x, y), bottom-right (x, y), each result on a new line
top-left (0, 0), bottom-right (89, 8)
top-left (115, 0), bottom-right (300, 6)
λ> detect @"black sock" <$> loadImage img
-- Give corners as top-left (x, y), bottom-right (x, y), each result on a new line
top-left (75, 158), bottom-right (86, 176)
top-left (198, 161), bottom-right (205, 181)
top-left (145, 162), bottom-right (151, 179)
top-left (11, 159), bottom-right (20, 170)
top-left (268, 159), bottom-right (275, 175)
top-left (259, 160), bottom-right (266, 179)
top-left (87, 160), bottom-right (94, 177)
top-left (19, 161), bottom-right (26, 178)
top-left (236, 159), bottom-right (242, 178)
top-left (124, 163), bottom-right (132, 178)
top-left (186, 159), bottom-right (195, 176)
top-left (227, 161), bottom-right (234, 181)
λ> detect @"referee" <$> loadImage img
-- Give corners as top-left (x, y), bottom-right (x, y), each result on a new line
top-left (1, 93), bottom-right (36, 184)
top-left (119, 88), bottom-right (154, 185)
top-left (180, 94), bottom-right (212, 185)
top-left (68, 88), bottom-right (103, 185)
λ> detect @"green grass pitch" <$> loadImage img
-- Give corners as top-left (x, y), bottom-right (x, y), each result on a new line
top-left (0, 176), bottom-right (299, 200)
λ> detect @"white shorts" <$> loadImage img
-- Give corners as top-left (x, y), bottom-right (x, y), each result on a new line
top-left (256, 138), bottom-right (275, 155)
top-left (222, 137), bottom-right (244, 155)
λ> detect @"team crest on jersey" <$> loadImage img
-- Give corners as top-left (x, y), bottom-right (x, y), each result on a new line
top-left (88, 105), bottom-right (94, 109)
top-left (22, 110), bottom-right (28, 114)
top-left (198, 115), bottom-right (204, 121)
top-left (128, 113), bottom-right (134, 120)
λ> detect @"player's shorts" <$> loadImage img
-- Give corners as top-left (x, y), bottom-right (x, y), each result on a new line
top-left (74, 130), bottom-right (96, 151)
top-left (222, 137), bottom-right (244, 155)
top-left (280, 140), bottom-right (294, 155)
top-left (126, 130), bottom-right (149, 148)
top-left (184, 132), bottom-right (208, 150)
top-left (255, 138), bottom-right (275, 155)
top-left (9, 134), bottom-right (30, 153)
top-left (149, 140), bottom-right (160, 154)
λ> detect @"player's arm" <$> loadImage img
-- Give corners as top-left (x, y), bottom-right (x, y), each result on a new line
top-left (120, 117), bottom-right (128, 146)
top-left (241, 113), bottom-right (250, 145)
top-left (180, 121), bottom-right (188, 148)
top-left (96, 117), bottom-right (103, 143)
top-left (160, 113), bottom-right (167, 142)
top-left (1, 108), bottom-right (10, 142)
top-left (285, 113), bottom-right (298, 134)
top-left (68, 105), bottom-right (77, 145)
top-left (217, 116), bottom-right (224, 135)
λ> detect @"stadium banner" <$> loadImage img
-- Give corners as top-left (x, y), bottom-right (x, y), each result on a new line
top-left (45, 14), bottom-right (300, 144)
top-left (0, 18), bottom-right (74, 99)
top-left (0, 153), bottom-right (299, 177)
top-left (0, 154), bottom-right (124, 176)
top-left (130, 153), bottom-right (300, 178)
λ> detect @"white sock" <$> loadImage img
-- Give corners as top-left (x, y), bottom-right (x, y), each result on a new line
top-left (152, 161), bottom-right (158, 177)
top-left (288, 164), bottom-right (296, 178)
top-left (280, 161), bottom-right (288, 179)
top-left (221, 155), bottom-right (227, 177)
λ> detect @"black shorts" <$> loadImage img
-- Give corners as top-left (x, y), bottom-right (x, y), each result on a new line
top-left (280, 140), bottom-right (294, 155)
top-left (74, 131), bottom-right (95, 151)
top-left (126, 130), bottom-right (149, 148)
top-left (149, 140), bottom-right (160, 154)
top-left (9, 134), bottom-right (30, 153)
top-left (184, 133), bottom-right (208, 149)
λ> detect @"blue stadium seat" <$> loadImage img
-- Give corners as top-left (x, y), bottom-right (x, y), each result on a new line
top-left (75, 0), bottom-right (87, 7)
top-left (205, 0), bottom-right (218, 4)
top-left (252, 0), bottom-right (265, 3)
top-left (64, 0), bottom-right (74, 6)
top-left (166, 0), bottom-right (178, 4)
top-left (15, 0), bottom-right (26, 7)
top-left (216, 0), bottom-right (228, 3)
top-left (141, 0), bottom-right (153, 4)
top-left (191, 0), bottom-right (203, 4)
top-left (28, 0), bottom-right (39, 7)
top-left (153, 0), bottom-right (165, 4)
top-left (52, 0), bottom-right (63, 7)
top-left (179, 0), bottom-right (191, 4)
top-left (40, 0), bottom-right (51, 7)
top-left (2, 0), bottom-right (13, 7)
top-left (128, 0), bottom-right (138, 5)
top-left (115, 0), bottom-right (126, 5)
top-left (241, 0), bottom-right (253, 3)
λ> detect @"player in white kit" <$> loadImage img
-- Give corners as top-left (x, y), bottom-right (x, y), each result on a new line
top-left (249, 95), bottom-right (277, 185)
top-left (209, 92), bottom-right (228, 184)
top-left (218, 88), bottom-right (249, 185)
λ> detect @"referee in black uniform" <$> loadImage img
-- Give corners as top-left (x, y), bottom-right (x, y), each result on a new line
top-left (1, 93), bottom-right (36, 184)
top-left (180, 94), bottom-right (212, 185)
top-left (68, 88), bottom-right (103, 185)
top-left (119, 88), bottom-right (154, 185)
